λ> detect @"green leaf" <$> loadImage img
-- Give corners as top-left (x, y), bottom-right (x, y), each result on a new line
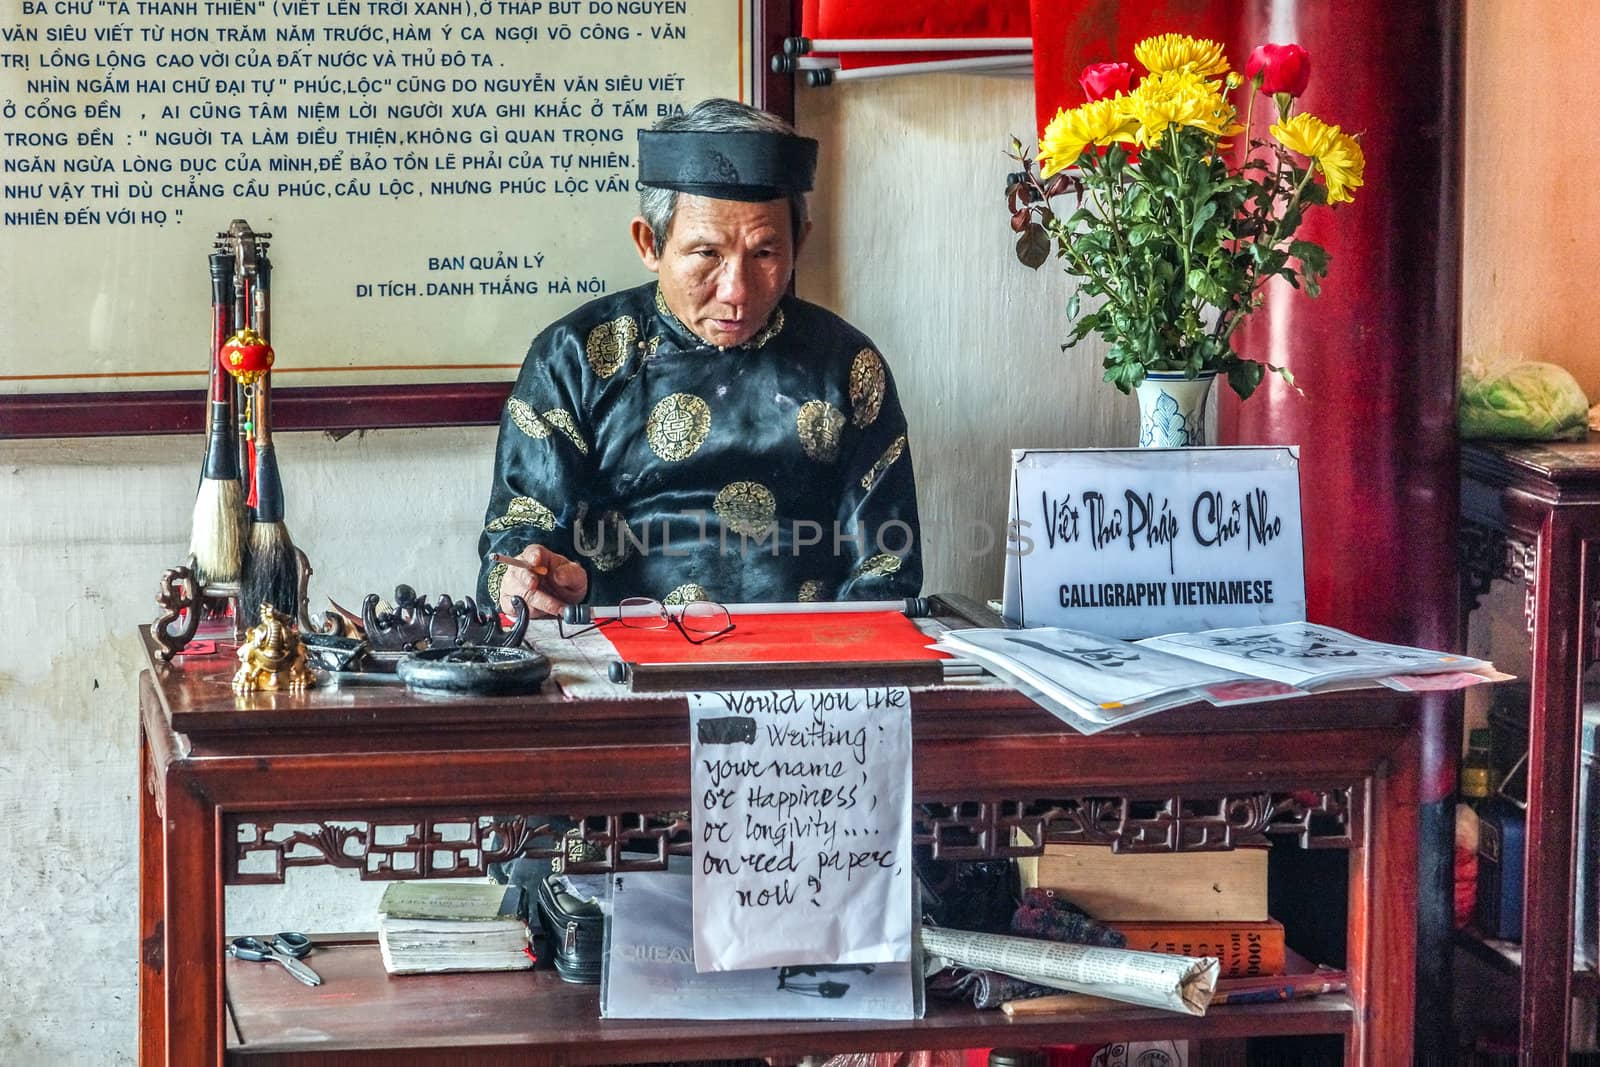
top-left (1128, 223), bottom-right (1161, 247)
top-left (1227, 360), bottom-right (1266, 400)
top-left (1065, 292), bottom-right (1081, 321)
top-left (1016, 223), bottom-right (1051, 270)
top-left (1185, 268), bottom-right (1228, 308)
top-left (1288, 239), bottom-right (1330, 278)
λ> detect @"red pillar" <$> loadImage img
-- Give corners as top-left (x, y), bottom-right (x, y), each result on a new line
top-left (1222, 0), bottom-right (1462, 647)
top-left (1220, 1), bottom-right (1465, 1051)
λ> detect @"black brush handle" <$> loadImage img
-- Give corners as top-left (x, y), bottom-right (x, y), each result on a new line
top-left (252, 370), bottom-right (283, 523)
top-left (254, 250), bottom-right (271, 342)
top-left (203, 251), bottom-right (239, 480)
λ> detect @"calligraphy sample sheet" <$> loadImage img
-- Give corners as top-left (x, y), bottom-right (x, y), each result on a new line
top-left (689, 687), bottom-right (913, 972)
top-left (1136, 622), bottom-right (1488, 688)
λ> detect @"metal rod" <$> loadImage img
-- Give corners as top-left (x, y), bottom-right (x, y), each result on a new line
top-left (807, 54), bottom-right (1032, 86)
top-left (769, 53), bottom-right (839, 74)
top-left (786, 36), bottom-right (1032, 54)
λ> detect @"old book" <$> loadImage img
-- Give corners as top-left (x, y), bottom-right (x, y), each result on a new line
top-left (1107, 919), bottom-right (1285, 977)
top-left (1019, 843), bottom-right (1269, 922)
top-left (377, 881), bottom-right (531, 975)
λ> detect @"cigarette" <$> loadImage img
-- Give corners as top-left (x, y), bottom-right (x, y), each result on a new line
top-left (493, 552), bottom-right (549, 577)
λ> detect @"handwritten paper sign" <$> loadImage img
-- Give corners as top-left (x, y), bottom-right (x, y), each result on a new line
top-left (688, 687), bottom-right (913, 972)
top-left (1002, 446), bottom-right (1306, 638)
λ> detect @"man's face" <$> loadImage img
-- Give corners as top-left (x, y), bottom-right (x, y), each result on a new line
top-left (631, 194), bottom-right (806, 349)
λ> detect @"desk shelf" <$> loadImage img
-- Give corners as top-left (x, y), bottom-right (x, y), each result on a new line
top-left (1454, 927), bottom-right (1600, 1000)
top-left (225, 940), bottom-right (1354, 1066)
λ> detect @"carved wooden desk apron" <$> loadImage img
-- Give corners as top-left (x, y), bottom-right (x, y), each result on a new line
top-left (136, 625), bottom-right (1421, 1066)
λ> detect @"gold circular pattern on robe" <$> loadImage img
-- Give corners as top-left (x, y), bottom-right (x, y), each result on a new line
top-left (582, 509), bottom-right (633, 573)
top-left (713, 481), bottom-right (777, 538)
top-left (662, 582), bottom-right (710, 605)
top-left (646, 392), bottom-right (712, 461)
top-left (507, 398), bottom-right (589, 455)
top-left (854, 553), bottom-right (903, 578)
top-left (795, 399), bottom-right (846, 464)
top-left (585, 316), bottom-right (638, 378)
top-left (849, 349), bottom-right (886, 428)
top-left (485, 495), bottom-right (557, 533)
top-left (486, 561), bottom-right (508, 606)
top-left (798, 579), bottom-right (827, 603)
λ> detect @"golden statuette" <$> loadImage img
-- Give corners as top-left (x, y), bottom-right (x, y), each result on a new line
top-left (232, 603), bottom-right (316, 694)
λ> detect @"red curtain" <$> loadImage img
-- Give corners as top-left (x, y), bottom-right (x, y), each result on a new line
top-left (802, 0), bottom-right (1031, 71)
top-left (1027, 0), bottom-right (1243, 136)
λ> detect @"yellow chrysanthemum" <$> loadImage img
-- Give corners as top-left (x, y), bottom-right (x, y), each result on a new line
top-left (1037, 97), bottom-right (1139, 177)
top-left (1124, 71), bottom-right (1243, 147)
top-left (1271, 113), bottom-right (1366, 204)
top-left (1133, 33), bottom-right (1231, 79)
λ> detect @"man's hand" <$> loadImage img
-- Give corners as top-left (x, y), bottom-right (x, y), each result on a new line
top-left (498, 544), bottom-right (589, 619)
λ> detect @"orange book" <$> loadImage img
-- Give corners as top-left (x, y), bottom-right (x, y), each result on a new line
top-left (1107, 919), bottom-right (1286, 978)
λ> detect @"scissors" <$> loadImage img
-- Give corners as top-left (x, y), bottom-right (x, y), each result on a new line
top-left (227, 932), bottom-right (323, 987)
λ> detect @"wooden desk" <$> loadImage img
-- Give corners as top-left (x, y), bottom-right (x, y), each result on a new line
top-left (1460, 440), bottom-right (1600, 1058)
top-left (137, 609), bottom-right (1422, 1066)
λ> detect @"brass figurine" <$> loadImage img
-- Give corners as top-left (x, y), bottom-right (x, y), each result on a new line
top-left (233, 603), bottom-right (316, 694)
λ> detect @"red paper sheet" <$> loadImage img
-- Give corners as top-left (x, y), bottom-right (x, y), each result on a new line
top-left (601, 610), bottom-right (948, 666)
top-left (1028, 0), bottom-right (1244, 134)
top-left (805, 0), bottom-right (1030, 71)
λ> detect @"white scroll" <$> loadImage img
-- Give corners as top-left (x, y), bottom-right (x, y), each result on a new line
top-left (918, 925), bottom-right (1219, 1016)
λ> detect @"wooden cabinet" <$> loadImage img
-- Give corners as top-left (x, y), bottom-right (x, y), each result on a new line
top-left (137, 603), bottom-right (1423, 1066)
top-left (1459, 440), bottom-right (1600, 1058)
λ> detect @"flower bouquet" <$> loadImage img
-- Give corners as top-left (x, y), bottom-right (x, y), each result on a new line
top-left (1006, 34), bottom-right (1365, 401)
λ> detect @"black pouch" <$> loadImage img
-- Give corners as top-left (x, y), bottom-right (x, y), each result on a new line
top-left (536, 876), bottom-right (605, 984)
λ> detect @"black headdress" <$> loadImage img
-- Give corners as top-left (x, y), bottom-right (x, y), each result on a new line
top-left (637, 129), bottom-right (819, 202)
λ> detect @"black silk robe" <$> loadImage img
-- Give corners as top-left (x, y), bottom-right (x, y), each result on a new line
top-left (476, 282), bottom-right (923, 608)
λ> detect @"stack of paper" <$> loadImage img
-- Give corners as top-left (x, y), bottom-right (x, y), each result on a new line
top-left (377, 881), bottom-right (532, 975)
top-left (936, 621), bottom-right (1505, 734)
top-left (935, 627), bottom-right (1245, 733)
top-left (1137, 622), bottom-right (1489, 689)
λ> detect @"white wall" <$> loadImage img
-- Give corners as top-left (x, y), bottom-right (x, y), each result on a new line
top-left (0, 71), bottom-right (1123, 1062)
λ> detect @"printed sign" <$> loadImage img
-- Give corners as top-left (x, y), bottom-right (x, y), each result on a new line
top-left (1002, 447), bottom-right (1305, 638)
top-left (688, 686), bottom-right (913, 972)
top-left (0, 0), bottom-right (754, 395)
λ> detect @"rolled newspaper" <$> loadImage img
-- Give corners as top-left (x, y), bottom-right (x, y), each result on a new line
top-left (919, 926), bottom-right (1219, 1016)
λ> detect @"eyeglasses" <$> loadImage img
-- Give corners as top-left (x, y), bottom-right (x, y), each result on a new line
top-left (558, 597), bottom-right (735, 645)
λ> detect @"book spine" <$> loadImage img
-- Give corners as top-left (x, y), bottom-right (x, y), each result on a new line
top-left (1106, 921), bottom-right (1285, 978)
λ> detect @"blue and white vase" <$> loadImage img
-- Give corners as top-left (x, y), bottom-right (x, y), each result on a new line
top-left (1135, 371), bottom-right (1216, 448)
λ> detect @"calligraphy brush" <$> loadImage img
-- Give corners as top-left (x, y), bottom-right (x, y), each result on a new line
top-left (240, 249), bottom-right (299, 621)
top-left (188, 250), bottom-right (244, 584)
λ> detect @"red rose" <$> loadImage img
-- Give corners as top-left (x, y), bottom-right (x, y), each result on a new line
top-left (1079, 61), bottom-right (1134, 102)
top-left (1245, 43), bottom-right (1311, 97)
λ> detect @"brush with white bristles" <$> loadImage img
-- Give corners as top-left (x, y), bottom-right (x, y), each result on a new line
top-left (188, 250), bottom-right (244, 584)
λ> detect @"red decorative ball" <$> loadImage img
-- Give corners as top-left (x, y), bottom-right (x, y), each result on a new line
top-left (221, 327), bottom-right (274, 385)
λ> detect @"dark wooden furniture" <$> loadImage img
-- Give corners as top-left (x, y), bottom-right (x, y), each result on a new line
top-left (1459, 440), bottom-right (1600, 1058)
top-left (138, 608), bottom-right (1423, 1066)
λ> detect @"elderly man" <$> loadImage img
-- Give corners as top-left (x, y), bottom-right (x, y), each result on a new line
top-left (477, 98), bottom-right (922, 617)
